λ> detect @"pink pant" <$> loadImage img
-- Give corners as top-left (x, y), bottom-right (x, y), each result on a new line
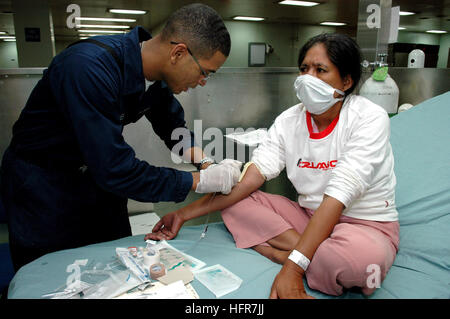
top-left (221, 190), bottom-right (399, 296)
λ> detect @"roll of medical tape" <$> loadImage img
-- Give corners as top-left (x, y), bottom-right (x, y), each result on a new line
top-left (150, 263), bottom-right (166, 280)
top-left (143, 248), bottom-right (160, 266)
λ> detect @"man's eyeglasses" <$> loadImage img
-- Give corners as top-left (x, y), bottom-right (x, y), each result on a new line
top-left (170, 41), bottom-right (212, 82)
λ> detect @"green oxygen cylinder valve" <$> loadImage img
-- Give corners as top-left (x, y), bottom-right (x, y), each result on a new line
top-left (372, 66), bottom-right (389, 81)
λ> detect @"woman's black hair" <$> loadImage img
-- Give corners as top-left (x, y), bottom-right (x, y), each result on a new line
top-left (297, 33), bottom-right (362, 95)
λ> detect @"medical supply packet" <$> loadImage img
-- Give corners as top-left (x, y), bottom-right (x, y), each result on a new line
top-left (116, 280), bottom-right (198, 299)
top-left (224, 128), bottom-right (268, 147)
top-left (42, 259), bottom-right (141, 299)
top-left (81, 267), bottom-right (142, 299)
top-left (152, 240), bottom-right (206, 272)
top-left (41, 279), bottom-right (92, 299)
top-left (194, 264), bottom-right (243, 298)
top-left (116, 247), bottom-right (150, 283)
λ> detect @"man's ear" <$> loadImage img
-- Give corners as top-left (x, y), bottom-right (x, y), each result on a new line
top-left (170, 43), bottom-right (188, 64)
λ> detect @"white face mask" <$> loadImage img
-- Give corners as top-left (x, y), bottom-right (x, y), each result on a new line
top-left (294, 74), bottom-right (345, 115)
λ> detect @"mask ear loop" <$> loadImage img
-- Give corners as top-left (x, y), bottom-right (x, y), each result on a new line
top-left (336, 75), bottom-right (350, 99)
top-left (335, 88), bottom-right (346, 98)
top-left (333, 88), bottom-right (347, 106)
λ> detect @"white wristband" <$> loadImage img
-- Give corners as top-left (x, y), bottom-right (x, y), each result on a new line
top-left (288, 249), bottom-right (311, 272)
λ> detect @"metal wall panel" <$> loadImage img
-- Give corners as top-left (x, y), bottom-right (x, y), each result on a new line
top-left (356, 0), bottom-right (393, 62)
top-left (2, 66), bottom-right (449, 165)
top-left (1, 67), bottom-right (449, 208)
top-left (379, 68), bottom-right (450, 106)
top-left (0, 69), bottom-right (42, 161)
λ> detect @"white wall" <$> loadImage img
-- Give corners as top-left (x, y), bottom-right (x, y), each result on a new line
top-left (437, 34), bottom-right (450, 68)
top-left (1, 23), bottom-right (448, 69)
top-left (222, 21), bottom-right (339, 67)
top-left (397, 31), bottom-right (440, 45)
top-left (0, 41), bottom-right (19, 68)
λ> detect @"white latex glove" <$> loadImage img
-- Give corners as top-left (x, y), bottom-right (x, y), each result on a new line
top-left (195, 159), bottom-right (243, 194)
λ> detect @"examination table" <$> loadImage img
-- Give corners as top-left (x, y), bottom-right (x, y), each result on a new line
top-left (7, 91), bottom-right (450, 299)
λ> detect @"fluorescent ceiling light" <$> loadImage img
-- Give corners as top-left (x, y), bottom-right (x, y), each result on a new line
top-left (76, 24), bottom-right (130, 29)
top-left (320, 22), bottom-right (347, 26)
top-left (0, 31), bottom-right (6, 34)
top-left (399, 11), bottom-right (415, 16)
top-left (398, 27), bottom-right (406, 30)
top-left (279, 1), bottom-right (319, 7)
top-left (233, 16), bottom-right (265, 21)
top-left (4, 39), bottom-right (16, 42)
top-left (0, 35), bottom-right (15, 39)
top-left (77, 29), bottom-right (126, 34)
top-left (426, 30), bottom-right (447, 34)
top-left (108, 9), bottom-right (147, 15)
top-left (76, 17), bottom-right (136, 23)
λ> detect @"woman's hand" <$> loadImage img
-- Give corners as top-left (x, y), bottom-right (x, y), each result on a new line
top-left (269, 261), bottom-right (315, 299)
top-left (144, 210), bottom-right (185, 241)
top-left (145, 163), bottom-right (265, 241)
top-left (270, 195), bottom-right (344, 298)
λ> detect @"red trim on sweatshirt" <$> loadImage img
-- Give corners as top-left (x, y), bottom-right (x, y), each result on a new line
top-left (306, 111), bottom-right (340, 139)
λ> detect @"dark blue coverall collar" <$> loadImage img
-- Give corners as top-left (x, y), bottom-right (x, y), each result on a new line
top-left (122, 26), bottom-right (152, 97)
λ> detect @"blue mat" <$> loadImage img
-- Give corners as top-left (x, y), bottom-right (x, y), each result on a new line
top-left (8, 92), bottom-right (450, 299)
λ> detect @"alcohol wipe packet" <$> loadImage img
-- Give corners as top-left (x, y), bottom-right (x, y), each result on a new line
top-left (194, 264), bottom-right (243, 298)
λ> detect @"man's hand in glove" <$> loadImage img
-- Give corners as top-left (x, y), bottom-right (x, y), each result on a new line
top-left (194, 159), bottom-right (242, 194)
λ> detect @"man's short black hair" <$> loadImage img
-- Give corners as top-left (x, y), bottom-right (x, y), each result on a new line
top-left (161, 3), bottom-right (231, 59)
top-left (297, 33), bottom-right (362, 95)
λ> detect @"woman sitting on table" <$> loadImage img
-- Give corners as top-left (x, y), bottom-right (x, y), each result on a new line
top-left (145, 33), bottom-right (399, 299)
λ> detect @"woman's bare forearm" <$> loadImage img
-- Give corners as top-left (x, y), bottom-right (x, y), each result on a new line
top-left (285, 195), bottom-right (344, 275)
top-left (179, 164), bottom-right (265, 221)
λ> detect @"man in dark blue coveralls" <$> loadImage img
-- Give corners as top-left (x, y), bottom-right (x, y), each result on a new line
top-left (0, 3), bottom-right (242, 271)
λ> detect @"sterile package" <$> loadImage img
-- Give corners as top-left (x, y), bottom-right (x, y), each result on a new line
top-left (224, 128), bottom-right (268, 147)
top-left (116, 247), bottom-right (150, 283)
top-left (194, 264), bottom-right (243, 298)
top-left (42, 259), bottom-right (141, 299)
top-left (153, 240), bottom-right (206, 272)
top-left (116, 280), bottom-right (198, 299)
top-left (81, 267), bottom-right (142, 299)
top-left (142, 280), bottom-right (194, 299)
top-left (41, 279), bottom-right (92, 299)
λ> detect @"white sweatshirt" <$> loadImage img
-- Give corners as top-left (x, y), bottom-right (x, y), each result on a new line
top-left (251, 94), bottom-right (398, 221)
